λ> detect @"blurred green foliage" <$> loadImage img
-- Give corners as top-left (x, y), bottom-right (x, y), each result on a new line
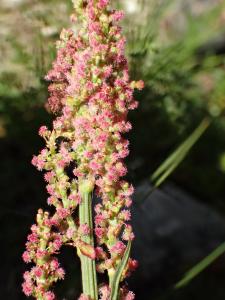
top-left (125, 1), bottom-right (225, 208)
top-left (175, 241), bottom-right (225, 289)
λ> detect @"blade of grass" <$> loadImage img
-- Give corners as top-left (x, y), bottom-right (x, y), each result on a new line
top-left (175, 241), bottom-right (225, 289)
top-left (151, 118), bottom-right (210, 186)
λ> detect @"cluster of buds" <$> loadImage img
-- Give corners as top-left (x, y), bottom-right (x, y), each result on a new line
top-left (22, 210), bottom-right (65, 299)
top-left (22, 0), bottom-right (144, 299)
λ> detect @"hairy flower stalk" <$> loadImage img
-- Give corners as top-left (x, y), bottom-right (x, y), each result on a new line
top-left (22, 0), bottom-right (144, 299)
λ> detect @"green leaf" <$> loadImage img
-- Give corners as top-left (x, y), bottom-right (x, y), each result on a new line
top-left (110, 241), bottom-right (132, 300)
top-left (151, 118), bottom-right (210, 188)
top-left (175, 241), bottom-right (225, 289)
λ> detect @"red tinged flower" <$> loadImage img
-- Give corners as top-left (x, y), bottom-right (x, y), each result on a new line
top-left (38, 126), bottom-right (48, 137)
top-left (22, 251), bottom-right (31, 263)
top-left (22, 281), bottom-right (33, 296)
top-left (44, 291), bottom-right (56, 300)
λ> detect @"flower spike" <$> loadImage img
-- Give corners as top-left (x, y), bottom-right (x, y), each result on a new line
top-left (22, 1), bottom-right (143, 299)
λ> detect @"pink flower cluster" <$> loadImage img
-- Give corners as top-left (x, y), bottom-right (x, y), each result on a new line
top-left (23, 0), bottom-right (143, 299)
top-left (22, 210), bottom-right (65, 299)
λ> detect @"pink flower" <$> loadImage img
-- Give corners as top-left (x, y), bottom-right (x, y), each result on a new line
top-left (53, 118), bottom-right (63, 129)
top-left (22, 281), bottom-right (33, 296)
top-left (50, 258), bottom-right (60, 271)
top-left (122, 225), bottom-right (135, 241)
top-left (94, 204), bottom-right (103, 214)
top-left (83, 150), bottom-right (93, 159)
top-left (89, 22), bottom-right (102, 34)
top-left (125, 198), bottom-right (132, 208)
top-left (56, 208), bottom-right (70, 219)
top-left (57, 159), bottom-right (67, 168)
top-left (66, 227), bottom-right (76, 239)
top-left (79, 294), bottom-right (91, 300)
top-left (86, 81), bottom-right (95, 90)
top-left (80, 224), bottom-right (90, 235)
top-left (36, 249), bottom-right (47, 259)
top-left (122, 184), bottom-right (134, 197)
top-left (27, 233), bottom-right (38, 243)
top-left (32, 266), bottom-right (43, 278)
top-left (110, 241), bottom-right (126, 255)
top-left (46, 184), bottom-right (55, 196)
top-left (111, 10), bottom-right (125, 22)
top-left (89, 161), bottom-right (102, 171)
top-left (44, 171), bottom-right (55, 182)
top-left (44, 291), bottom-right (56, 300)
top-left (118, 149), bottom-right (129, 159)
top-left (120, 209), bottom-right (131, 221)
top-left (23, 271), bottom-right (32, 281)
top-left (69, 193), bottom-right (81, 204)
top-left (31, 156), bottom-right (45, 171)
top-left (22, 251), bottom-right (31, 263)
top-left (95, 227), bottom-right (105, 238)
top-left (115, 162), bottom-right (127, 177)
top-left (73, 168), bottom-right (83, 178)
top-left (39, 126), bottom-right (48, 137)
top-left (53, 236), bottom-right (62, 251)
top-left (47, 196), bottom-right (56, 206)
top-left (98, 0), bottom-right (109, 9)
top-left (56, 267), bottom-right (65, 279)
top-left (94, 214), bottom-right (105, 226)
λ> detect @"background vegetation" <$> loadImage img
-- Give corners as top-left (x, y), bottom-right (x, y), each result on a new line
top-left (1, 0), bottom-right (225, 299)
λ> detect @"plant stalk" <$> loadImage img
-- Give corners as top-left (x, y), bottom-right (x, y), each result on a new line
top-left (79, 188), bottom-right (98, 300)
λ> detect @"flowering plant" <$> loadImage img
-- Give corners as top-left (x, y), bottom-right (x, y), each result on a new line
top-left (22, 1), bottom-right (143, 299)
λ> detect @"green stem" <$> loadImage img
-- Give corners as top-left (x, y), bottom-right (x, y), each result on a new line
top-left (79, 187), bottom-right (98, 300)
